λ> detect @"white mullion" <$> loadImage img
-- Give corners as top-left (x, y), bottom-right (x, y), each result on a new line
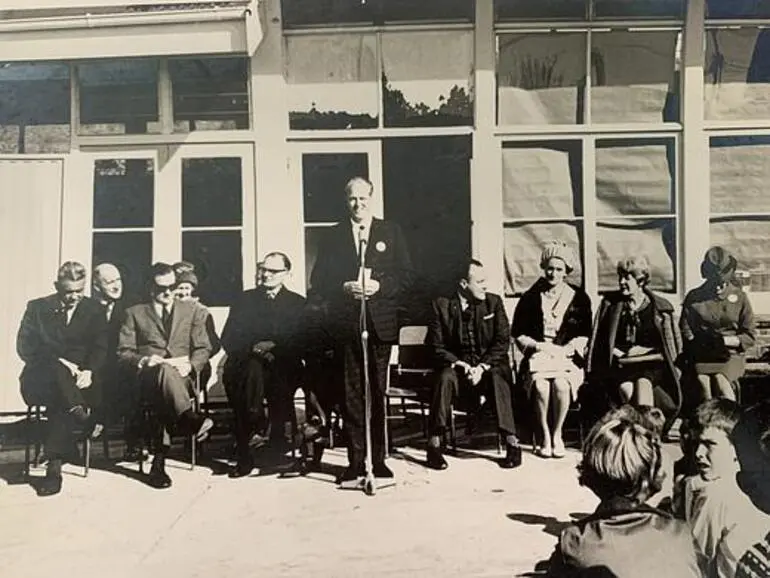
top-left (154, 146), bottom-right (181, 263)
top-left (239, 143), bottom-right (257, 286)
top-left (585, 28), bottom-right (592, 126)
top-left (69, 62), bottom-right (80, 152)
top-left (376, 30), bottom-right (384, 130)
top-left (158, 58), bottom-right (174, 135)
top-left (495, 123), bottom-right (682, 137)
top-left (582, 135), bottom-right (599, 301)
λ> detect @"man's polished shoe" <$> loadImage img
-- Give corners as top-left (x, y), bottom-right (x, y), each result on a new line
top-left (426, 446), bottom-right (448, 470)
top-left (37, 474), bottom-right (62, 497)
top-left (228, 458), bottom-right (255, 479)
top-left (373, 462), bottom-right (394, 478)
top-left (148, 468), bottom-right (172, 489)
top-left (336, 464), bottom-right (364, 484)
top-left (499, 443), bottom-right (523, 469)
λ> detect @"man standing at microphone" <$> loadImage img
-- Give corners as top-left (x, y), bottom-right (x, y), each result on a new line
top-left (310, 176), bottom-right (414, 484)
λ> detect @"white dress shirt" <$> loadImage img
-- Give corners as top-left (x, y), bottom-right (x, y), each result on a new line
top-left (351, 218), bottom-right (372, 254)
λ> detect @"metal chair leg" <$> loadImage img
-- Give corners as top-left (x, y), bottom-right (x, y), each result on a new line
top-left (24, 406), bottom-right (32, 478)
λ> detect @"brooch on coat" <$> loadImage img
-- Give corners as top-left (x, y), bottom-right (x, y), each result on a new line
top-left (375, 241), bottom-right (387, 252)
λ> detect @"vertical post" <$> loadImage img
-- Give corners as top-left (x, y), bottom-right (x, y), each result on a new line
top-left (472, 0), bottom-right (504, 294)
top-left (680, 0), bottom-right (708, 294)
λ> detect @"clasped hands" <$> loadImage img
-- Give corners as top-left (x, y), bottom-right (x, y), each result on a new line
top-left (143, 354), bottom-right (193, 377)
top-left (343, 279), bottom-right (380, 301)
top-left (252, 340), bottom-right (276, 362)
top-left (58, 358), bottom-right (92, 389)
top-left (612, 345), bottom-right (654, 360)
top-left (454, 360), bottom-right (487, 386)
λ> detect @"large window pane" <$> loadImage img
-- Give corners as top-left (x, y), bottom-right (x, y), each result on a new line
top-left (92, 231), bottom-right (152, 304)
top-left (78, 59), bottom-right (159, 135)
top-left (705, 29), bottom-right (770, 121)
top-left (504, 221), bottom-right (583, 295)
top-left (286, 34), bottom-right (378, 130)
top-left (707, 0), bottom-right (770, 18)
top-left (182, 157), bottom-right (242, 227)
top-left (382, 31), bottom-right (473, 127)
top-left (93, 159), bottom-right (154, 229)
top-left (591, 31), bottom-right (680, 123)
top-left (182, 231), bottom-right (242, 307)
top-left (495, 0), bottom-right (586, 20)
top-left (710, 136), bottom-right (770, 214)
top-left (595, 0), bottom-right (684, 18)
top-left (303, 153), bottom-right (368, 223)
top-left (170, 57), bottom-right (249, 132)
top-left (710, 218), bottom-right (770, 290)
top-left (0, 62), bottom-right (70, 154)
top-left (502, 141), bottom-right (583, 219)
top-left (596, 138), bottom-right (675, 217)
top-left (597, 220), bottom-right (676, 292)
top-left (497, 33), bottom-right (586, 125)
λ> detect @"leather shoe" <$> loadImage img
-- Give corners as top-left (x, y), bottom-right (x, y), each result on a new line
top-left (228, 458), bottom-right (255, 479)
top-left (148, 468), bottom-right (172, 489)
top-left (373, 462), bottom-right (394, 478)
top-left (37, 474), bottom-right (62, 497)
top-left (336, 464), bottom-right (364, 484)
top-left (426, 446), bottom-right (448, 470)
top-left (499, 443), bottom-right (523, 469)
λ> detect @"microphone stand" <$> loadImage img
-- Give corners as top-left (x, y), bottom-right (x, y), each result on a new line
top-left (339, 225), bottom-right (394, 496)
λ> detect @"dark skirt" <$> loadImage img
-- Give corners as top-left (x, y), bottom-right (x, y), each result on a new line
top-left (694, 353), bottom-right (746, 382)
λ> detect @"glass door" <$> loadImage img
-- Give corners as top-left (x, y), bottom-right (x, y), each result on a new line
top-left (289, 141), bottom-right (382, 290)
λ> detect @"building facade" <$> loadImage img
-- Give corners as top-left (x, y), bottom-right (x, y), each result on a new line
top-left (0, 0), bottom-right (767, 411)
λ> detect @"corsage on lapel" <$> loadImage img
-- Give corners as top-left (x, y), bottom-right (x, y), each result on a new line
top-left (375, 241), bottom-right (387, 253)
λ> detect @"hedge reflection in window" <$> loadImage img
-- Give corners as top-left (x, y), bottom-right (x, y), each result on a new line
top-left (497, 33), bottom-right (586, 125)
top-left (170, 57), bottom-right (249, 132)
top-left (286, 34), bottom-right (378, 130)
top-left (182, 231), bottom-right (242, 307)
top-left (182, 157), bottom-right (242, 228)
top-left (707, 0), bottom-right (770, 19)
top-left (282, 0), bottom-right (473, 28)
top-left (0, 62), bottom-right (70, 153)
top-left (93, 159), bottom-right (154, 229)
top-left (93, 231), bottom-right (152, 304)
top-left (78, 59), bottom-right (159, 135)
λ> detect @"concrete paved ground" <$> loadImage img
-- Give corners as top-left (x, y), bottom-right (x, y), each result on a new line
top-left (0, 439), bottom-right (613, 578)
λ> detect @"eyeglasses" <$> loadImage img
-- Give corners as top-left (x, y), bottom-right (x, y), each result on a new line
top-left (262, 268), bottom-right (287, 275)
top-left (153, 283), bottom-right (176, 293)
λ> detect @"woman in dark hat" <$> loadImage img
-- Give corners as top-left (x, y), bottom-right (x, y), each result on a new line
top-left (680, 246), bottom-right (756, 402)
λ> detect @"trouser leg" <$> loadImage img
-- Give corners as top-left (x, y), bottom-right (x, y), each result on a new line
top-left (429, 366), bottom-right (460, 436)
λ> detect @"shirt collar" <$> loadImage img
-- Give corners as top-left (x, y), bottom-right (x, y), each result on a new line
top-left (154, 302), bottom-right (172, 317)
top-left (264, 285), bottom-right (282, 300)
top-left (351, 217), bottom-right (373, 234)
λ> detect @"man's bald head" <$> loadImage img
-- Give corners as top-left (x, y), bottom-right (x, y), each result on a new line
top-left (93, 263), bottom-right (123, 302)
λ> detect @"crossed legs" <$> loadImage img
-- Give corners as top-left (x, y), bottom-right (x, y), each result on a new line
top-left (697, 373), bottom-right (736, 402)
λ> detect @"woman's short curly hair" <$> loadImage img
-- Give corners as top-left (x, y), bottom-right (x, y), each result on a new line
top-left (616, 256), bottom-right (651, 287)
top-left (578, 416), bottom-right (664, 501)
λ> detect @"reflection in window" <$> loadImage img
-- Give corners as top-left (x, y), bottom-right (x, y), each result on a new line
top-left (497, 33), bottom-right (586, 125)
top-left (705, 28), bottom-right (770, 120)
top-left (282, 0), bottom-right (473, 27)
top-left (495, 0), bottom-right (586, 20)
top-left (303, 153), bottom-right (368, 223)
top-left (594, 0), bottom-right (683, 18)
top-left (182, 157), bottom-right (242, 227)
top-left (710, 136), bottom-right (770, 214)
top-left (707, 0), bottom-right (770, 19)
top-left (502, 141), bottom-right (582, 219)
top-left (93, 159), bottom-right (154, 229)
top-left (78, 59), bottom-right (159, 135)
top-left (382, 31), bottom-right (473, 127)
top-left (286, 34), bottom-right (378, 130)
top-left (0, 62), bottom-right (70, 154)
top-left (504, 221), bottom-right (583, 295)
top-left (596, 139), bottom-right (675, 217)
top-left (92, 231), bottom-right (152, 303)
top-left (182, 231), bottom-right (242, 306)
top-left (170, 57), bottom-right (249, 132)
top-left (591, 31), bottom-right (680, 123)
top-left (597, 220), bottom-right (676, 292)
top-left (711, 218), bottom-right (770, 291)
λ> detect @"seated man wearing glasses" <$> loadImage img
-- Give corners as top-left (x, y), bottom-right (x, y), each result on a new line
top-left (118, 262), bottom-right (214, 489)
top-left (221, 252), bottom-right (306, 478)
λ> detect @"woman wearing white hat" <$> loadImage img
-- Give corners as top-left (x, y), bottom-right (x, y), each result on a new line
top-left (511, 241), bottom-right (592, 458)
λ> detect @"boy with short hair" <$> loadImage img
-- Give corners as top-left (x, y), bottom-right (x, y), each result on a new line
top-left (674, 398), bottom-right (769, 578)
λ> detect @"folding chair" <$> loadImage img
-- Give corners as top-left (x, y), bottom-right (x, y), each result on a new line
top-left (384, 325), bottom-right (432, 456)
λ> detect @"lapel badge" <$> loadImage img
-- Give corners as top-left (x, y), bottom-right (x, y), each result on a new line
top-left (375, 241), bottom-right (387, 252)
top-left (727, 293), bottom-right (739, 304)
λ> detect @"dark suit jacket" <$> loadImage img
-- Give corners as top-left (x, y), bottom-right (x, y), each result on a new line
top-left (17, 295), bottom-right (108, 399)
top-left (221, 286), bottom-right (306, 362)
top-left (427, 292), bottom-right (511, 369)
top-left (310, 218), bottom-right (413, 343)
top-left (117, 300), bottom-right (212, 375)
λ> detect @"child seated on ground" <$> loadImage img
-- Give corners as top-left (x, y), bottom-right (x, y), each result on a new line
top-left (546, 411), bottom-right (704, 577)
top-left (673, 399), bottom-right (770, 578)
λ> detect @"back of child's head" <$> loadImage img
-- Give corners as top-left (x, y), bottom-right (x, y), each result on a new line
top-left (578, 415), bottom-right (664, 502)
top-left (693, 398), bottom-right (741, 437)
top-left (594, 404), bottom-right (665, 437)
top-left (731, 399), bottom-right (770, 514)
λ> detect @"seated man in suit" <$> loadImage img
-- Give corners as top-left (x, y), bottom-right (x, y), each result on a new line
top-left (17, 261), bottom-right (108, 496)
top-left (425, 259), bottom-right (522, 471)
top-left (118, 262), bottom-right (213, 489)
top-left (221, 252), bottom-right (306, 478)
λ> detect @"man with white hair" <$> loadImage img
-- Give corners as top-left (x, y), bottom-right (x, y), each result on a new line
top-left (17, 261), bottom-right (108, 496)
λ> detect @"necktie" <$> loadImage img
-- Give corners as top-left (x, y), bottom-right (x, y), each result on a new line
top-left (161, 307), bottom-right (172, 335)
top-left (105, 302), bottom-right (114, 323)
